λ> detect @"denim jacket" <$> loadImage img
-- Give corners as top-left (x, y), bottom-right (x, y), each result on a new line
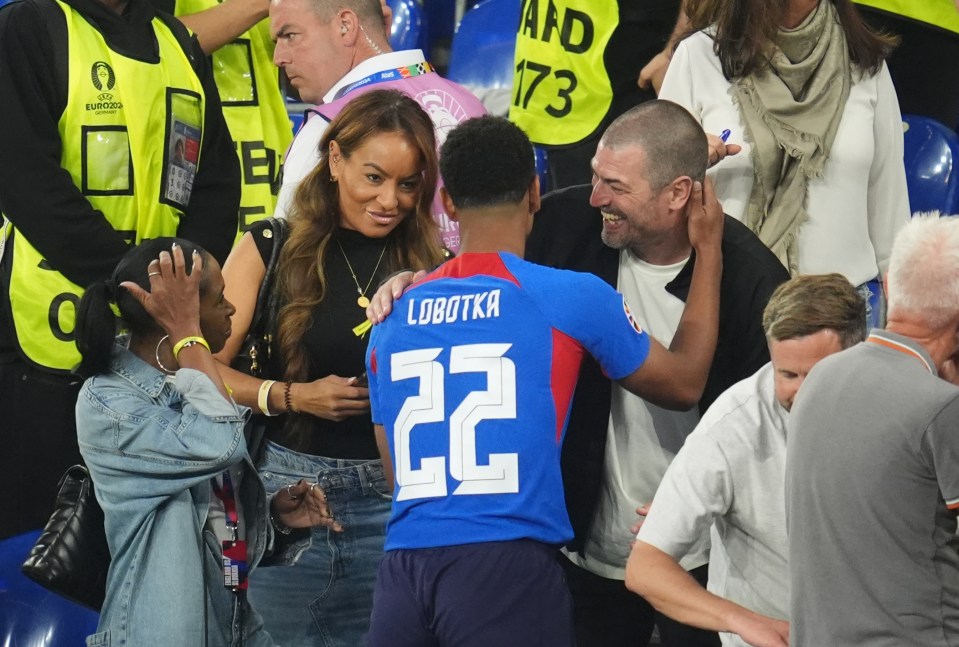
top-left (77, 348), bottom-right (290, 646)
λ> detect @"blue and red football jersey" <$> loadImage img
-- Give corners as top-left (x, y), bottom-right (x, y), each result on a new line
top-left (367, 252), bottom-right (650, 550)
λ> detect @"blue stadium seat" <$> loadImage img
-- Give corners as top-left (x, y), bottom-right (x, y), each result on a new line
top-left (447, 0), bottom-right (520, 90)
top-left (902, 114), bottom-right (959, 216)
top-left (387, 0), bottom-right (426, 52)
top-left (0, 531), bottom-right (100, 646)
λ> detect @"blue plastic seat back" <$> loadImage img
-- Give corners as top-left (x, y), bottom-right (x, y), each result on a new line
top-left (902, 114), bottom-right (959, 216)
top-left (0, 530), bottom-right (100, 646)
top-left (447, 0), bottom-right (521, 89)
top-left (387, 0), bottom-right (426, 52)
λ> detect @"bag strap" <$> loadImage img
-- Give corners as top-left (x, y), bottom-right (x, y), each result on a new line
top-left (248, 217), bottom-right (288, 336)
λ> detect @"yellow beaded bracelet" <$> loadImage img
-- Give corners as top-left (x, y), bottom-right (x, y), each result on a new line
top-left (172, 336), bottom-right (210, 359)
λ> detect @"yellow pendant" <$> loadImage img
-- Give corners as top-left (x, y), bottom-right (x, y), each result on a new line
top-left (357, 295), bottom-right (371, 309)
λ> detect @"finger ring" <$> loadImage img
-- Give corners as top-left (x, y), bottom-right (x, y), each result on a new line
top-left (148, 272), bottom-right (161, 277)
top-left (309, 483), bottom-right (318, 494)
top-left (287, 483), bottom-right (298, 500)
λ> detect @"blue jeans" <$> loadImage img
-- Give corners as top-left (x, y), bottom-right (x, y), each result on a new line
top-left (248, 441), bottom-right (392, 647)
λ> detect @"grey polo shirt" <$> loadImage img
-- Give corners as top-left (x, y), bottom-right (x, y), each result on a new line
top-left (786, 329), bottom-right (959, 647)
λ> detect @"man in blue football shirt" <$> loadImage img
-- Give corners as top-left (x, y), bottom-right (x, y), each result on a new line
top-left (365, 115), bottom-right (723, 646)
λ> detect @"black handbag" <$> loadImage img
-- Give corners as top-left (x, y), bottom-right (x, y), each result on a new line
top-left (232, 218), bottom-right (288, 463)
top-left (231, 217), bottom-right (288, 378)
top-left (21, 465), bottom-right (109, 611)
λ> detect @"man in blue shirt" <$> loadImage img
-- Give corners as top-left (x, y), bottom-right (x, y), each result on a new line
top-left (365, 115), bottom-right (723, 646)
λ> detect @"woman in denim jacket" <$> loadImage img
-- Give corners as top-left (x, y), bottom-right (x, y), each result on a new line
top-left (74, 238), bottom-right (342, 646)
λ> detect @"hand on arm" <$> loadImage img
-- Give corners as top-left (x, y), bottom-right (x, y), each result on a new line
top-left (626, 541), bottom-right (789, 647)
top-left (617, 179), bottom-right (723, 409)
top-left (176, 0), bottom-right (270, 54)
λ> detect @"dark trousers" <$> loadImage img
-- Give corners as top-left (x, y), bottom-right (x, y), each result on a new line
top-left (562, 555), bottom-right (721, 647)
top-left (0, 358), bottom-right (83, 539)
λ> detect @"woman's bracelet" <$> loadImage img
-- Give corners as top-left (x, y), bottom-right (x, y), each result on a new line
top-left (270, 509), bottom-right (293, 536)
top-left (258, 380), bottom-right (278, 416)
top-left (172, 336), bottom-right (210, 359)
top-left (284, 380), bottom-right (296, 414)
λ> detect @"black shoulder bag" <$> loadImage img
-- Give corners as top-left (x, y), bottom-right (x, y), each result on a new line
top-left (232, 218), bottom-right (288, 463)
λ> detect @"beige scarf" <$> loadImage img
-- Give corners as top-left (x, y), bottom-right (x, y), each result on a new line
top-left (730, 0), bottom-right (851, 275)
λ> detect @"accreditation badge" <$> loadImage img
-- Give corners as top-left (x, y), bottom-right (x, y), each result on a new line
top-left (163, 90), bottom-right (203, 208)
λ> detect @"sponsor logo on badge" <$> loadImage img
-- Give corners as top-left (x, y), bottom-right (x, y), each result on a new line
top-left (87, 61), bottom-right (123, 114)
top-left (623, 299), bottom-right (643, 334)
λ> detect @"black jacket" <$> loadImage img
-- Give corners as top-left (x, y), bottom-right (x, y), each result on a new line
top-left (525, 183), bottom-right (790, 551)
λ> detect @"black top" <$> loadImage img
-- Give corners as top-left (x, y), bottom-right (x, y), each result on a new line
top-left (525, 183), bottom-right (790, 551)
top-left (252, 221), bottom-right (393, 460)
top-left (0, 0), bottom-right (239, 358)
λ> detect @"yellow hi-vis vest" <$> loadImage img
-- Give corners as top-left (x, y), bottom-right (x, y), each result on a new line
top-left (5, 0), bottom-right (205, 372)
top-left (509, 0), bottom-right (619, 147)
top-left (176, 0), bottom-right (292, 238)
top-left (855, 0), bottom-right (959, 34)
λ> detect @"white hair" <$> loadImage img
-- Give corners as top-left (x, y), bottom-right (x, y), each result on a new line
top-left (886, 214), bottom-right (959, 329)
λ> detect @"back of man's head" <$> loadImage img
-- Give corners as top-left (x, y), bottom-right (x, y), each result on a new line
top-left (307, 0), bottom-right (385, 27)
top-left (440, 116), bottom-right (535, 210)
top-left (763, 273), bottom-right (866, 349)
top-left (600, 100), bottom-right (707, 192)
top-left (886, 216), bottom-right (959, 329)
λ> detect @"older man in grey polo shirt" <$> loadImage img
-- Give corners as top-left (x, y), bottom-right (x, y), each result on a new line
top-left (786, 216), bottom-right (959, 646)
top-left (626, 274), bottom-right (866, 647)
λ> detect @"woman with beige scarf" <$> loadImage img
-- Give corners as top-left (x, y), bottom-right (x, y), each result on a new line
top-left (659, 0), bottom-right (909, 327)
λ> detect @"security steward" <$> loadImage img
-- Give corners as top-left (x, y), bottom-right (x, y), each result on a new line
top-left (510, 0), bottom-right (680, 190)
top-left (0, 0), bottom-right (239, 538)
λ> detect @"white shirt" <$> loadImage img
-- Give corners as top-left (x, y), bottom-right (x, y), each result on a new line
top-left (660, 31), bottom-right (910, 286)
top-left (275, 50), bottom-right (429, 220)
top-left (567, 250), bottom-right (704, 580)
top-left (638, 363), bottom-right (790, 647)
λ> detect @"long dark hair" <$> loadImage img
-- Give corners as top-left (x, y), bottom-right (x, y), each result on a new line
top-left (276, 88), bottom-right (445, 382)
top-left (683, 0), bottom-right (898, 79)
top-left (75, 238), bottom-right (209, 378)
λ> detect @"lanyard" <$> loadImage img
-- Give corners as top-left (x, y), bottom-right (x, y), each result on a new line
top-left (332, 61), bottom-right (435, 100)
top-left (211, 471), bottom-right (239, 541)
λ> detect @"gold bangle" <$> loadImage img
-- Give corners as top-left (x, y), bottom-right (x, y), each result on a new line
top-left (258, 380), bottom-right (278, 416)
top-left (172, 336), bottom-right (210, 359)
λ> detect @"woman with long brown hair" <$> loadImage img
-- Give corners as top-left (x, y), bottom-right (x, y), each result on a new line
top-left (660, 0), bottom-right (909, 326)
top-left (214, 88), bottom-right (445, 646)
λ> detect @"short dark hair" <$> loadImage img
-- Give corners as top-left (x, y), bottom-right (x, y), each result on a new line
top-left (762, 273), bottom-right (866, 349)
top-left (439, 116), bottom-right (535, 209)
top-left (601, 100), bottom-right (707, 192)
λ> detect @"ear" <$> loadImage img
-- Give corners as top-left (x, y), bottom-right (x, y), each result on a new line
top-left (668, 176), bottom-right (694, 212)
top-left (528, 177), bottom-right (541, 215)
top-left (441, 187), bottom-right (458, 222)
top-left (380, 1), bottom-right (393, 36)
top-left (329, 140), bottom-right (342, 178)
top-left (336, 9), bottom-right (359, 43)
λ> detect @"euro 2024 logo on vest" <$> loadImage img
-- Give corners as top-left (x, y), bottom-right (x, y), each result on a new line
top-left (87, 61), bottom-right (123, 115)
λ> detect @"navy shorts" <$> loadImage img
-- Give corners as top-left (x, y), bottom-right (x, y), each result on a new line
top-left (367, 540), bottom-right (574, 647)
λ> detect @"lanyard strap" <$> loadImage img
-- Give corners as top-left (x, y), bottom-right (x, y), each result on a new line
top-left (332, 61), bottom-right (435, 100)
top-left (211, 471), bottom-right (239, 538)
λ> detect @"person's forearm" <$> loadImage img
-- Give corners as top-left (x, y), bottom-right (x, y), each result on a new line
top-left (627, 541), bottom-right (748, 633)
top-left (666, 243), bottom-right (721, 403)
top-left (177, 0), bottom-right (269, 54)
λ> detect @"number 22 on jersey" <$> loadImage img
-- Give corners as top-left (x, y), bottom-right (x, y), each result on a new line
top-left (390, 343), bottom-right (518, 502)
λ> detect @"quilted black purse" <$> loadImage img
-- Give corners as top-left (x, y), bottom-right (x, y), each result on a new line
top-left (21, 465), bottom-right (109, 611)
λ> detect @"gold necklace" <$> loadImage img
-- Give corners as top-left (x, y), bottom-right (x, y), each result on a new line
top-left (336, 238), bottom-right (388, 309)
